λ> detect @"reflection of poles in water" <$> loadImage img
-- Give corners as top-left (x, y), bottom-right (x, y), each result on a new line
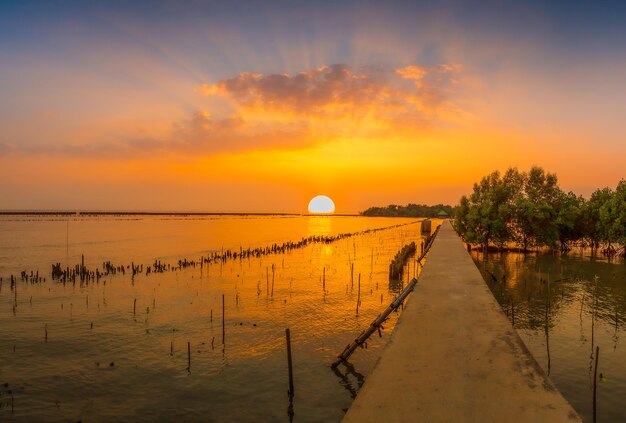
top-left (545, 276), bottom-right (551, 376)
top-left (331, 361), bottom-right (365, 399)
top-left (593, 345), bottom-right (599, 423)
top-left (332, 365), bottom-right (357, 399)
top-left (589, 276), bottom-right (598, 386)
top-left (614, 308), bottom-right (619, 352)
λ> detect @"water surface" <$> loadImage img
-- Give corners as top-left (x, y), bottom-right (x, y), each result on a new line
top-left (0, 214), bottom-right (431, 422)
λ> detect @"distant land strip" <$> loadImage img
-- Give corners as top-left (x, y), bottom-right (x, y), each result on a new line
top-left (361, 203), bottom-right (454, 218)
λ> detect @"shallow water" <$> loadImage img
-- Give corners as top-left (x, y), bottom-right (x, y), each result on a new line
top-left (0, 214), bottom-right (432, 422)
top-left (473, 249), bottom-right (626, 422)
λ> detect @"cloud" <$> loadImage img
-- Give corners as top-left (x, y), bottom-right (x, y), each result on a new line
top-left (395, 64), bottom-right (462, 109)
top-left (3, 63), bottom-right (465, 158)
top-left (200, 63), bottom-right (463, 122)
top-left (200, 65), bottom-right (394, 117)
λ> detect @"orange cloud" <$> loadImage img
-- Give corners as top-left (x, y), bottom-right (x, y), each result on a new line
top-left (1, 63), bottom-right (466, 159)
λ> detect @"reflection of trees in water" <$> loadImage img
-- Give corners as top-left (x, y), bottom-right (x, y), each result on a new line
top-left (472, 250), bottom-right (626, 333)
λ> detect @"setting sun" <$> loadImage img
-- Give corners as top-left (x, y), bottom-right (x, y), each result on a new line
top-left (308, 195), bottom-right (335, 214)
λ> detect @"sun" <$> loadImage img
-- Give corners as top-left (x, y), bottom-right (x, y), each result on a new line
top-left (308, 195), bottom-right (335, 214)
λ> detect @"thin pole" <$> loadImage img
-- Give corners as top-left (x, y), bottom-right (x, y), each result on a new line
top-left (593, 345), bottom-right (599, 423)
top-left (351, 263), bottom-right (354, 290)
top-left (356, 273), bottom-right (361, 316)
top-left (187, 340), bottom-right (191, 372)
top-left (271, 264), bottom-right (275, 298)
top-left (286, 328), bottom-right (294, 396)
top-left (222, 294), bottom-right (225, 345)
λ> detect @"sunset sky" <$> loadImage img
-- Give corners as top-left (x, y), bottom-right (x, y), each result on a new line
top-left (1, 1), bottom-right (625, 213)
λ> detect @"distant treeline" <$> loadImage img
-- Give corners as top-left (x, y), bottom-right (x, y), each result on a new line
top-left (361, 203), bottom-right (454, 217)
top-left (454, 166), bottom-right (626, 256)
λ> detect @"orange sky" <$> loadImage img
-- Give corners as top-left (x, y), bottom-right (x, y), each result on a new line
top-left (1, 2), bottom-right (625, 213)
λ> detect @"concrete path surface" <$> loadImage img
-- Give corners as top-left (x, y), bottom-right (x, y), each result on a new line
top-left (342, 221), bottom-right (580, 422)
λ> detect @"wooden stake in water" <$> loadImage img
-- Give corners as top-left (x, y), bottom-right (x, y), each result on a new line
top-left (593, 345), bottom-right (599, 423)
top-left (285, 328), bottom-right (294, 396)
top-left (187, 340), bottom-right (191, 372)
top-left (356, 273), bottom-right (361, 316)
top-left (44, 324), bottom-right (48, 342)
top-left (351, 263), bottom-right (354, 290)
top-left (271, 264), bottom-right (275, 298)
top-left (133, 298), bottom-right (137, 316)
top-left (222, 294), bottom-right (226, 345)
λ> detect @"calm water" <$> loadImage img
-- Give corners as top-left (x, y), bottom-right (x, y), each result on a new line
top-left (473, 249), bottom-right (626, 422)
top-left (0, 214), bottom-right (432, 422)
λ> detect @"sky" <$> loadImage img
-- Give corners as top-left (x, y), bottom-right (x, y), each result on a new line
top-left (1, 0), bottom-right (625, 213)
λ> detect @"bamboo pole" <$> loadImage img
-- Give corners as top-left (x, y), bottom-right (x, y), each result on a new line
top-left (332, 277), bottom-right (418, 368)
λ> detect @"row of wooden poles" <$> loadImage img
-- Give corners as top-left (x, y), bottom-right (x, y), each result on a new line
top-left (1, 220), bottom-right (419, 291)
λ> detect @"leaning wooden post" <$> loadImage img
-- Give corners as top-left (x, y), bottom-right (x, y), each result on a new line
top-left (332, 277), bottom-right (418, 368)
top-left (285, 328), bottom-right (294, 396)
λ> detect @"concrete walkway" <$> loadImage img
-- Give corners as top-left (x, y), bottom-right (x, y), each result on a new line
top-left (342, 221), bottom-right (580, 422)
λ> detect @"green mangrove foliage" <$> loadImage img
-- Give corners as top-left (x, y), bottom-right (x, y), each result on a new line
top-left (361, 203), bottom-right (453, 217)
top-left (389, 242), bottom-right (417, 280)
top-left (454, 167), bottom-right (626, 256)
